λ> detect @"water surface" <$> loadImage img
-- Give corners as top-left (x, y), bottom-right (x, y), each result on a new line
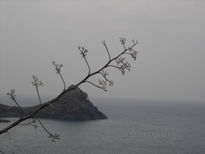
top-left (0, 100), bottom-right (205, 154)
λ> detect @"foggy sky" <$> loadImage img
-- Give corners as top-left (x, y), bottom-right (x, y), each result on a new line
top-left (0, 0), bottom-right (205, 102)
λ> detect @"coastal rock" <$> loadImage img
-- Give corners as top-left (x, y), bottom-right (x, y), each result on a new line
top-left (0, 87), bottom-right (107, 121)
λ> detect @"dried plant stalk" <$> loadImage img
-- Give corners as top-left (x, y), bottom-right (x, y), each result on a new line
top-left (0, 39), bottom-right (138, 137)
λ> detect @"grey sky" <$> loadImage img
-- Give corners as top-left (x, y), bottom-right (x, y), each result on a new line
top-left (0, 0), bottom-right (205, 102)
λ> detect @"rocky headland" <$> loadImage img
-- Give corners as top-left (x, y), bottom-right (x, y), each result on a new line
top-left (0, 87), bottom-right (107, 122)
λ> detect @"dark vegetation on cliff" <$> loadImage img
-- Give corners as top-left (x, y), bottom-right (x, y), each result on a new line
top-left (0, 87), bottom-right (107, 122)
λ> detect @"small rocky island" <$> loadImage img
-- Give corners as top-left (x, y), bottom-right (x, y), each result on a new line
top-left (0, 87), bottom-right (107, 122)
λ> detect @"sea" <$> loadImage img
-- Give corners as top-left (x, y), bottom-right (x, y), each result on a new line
top-left (0, 98), bottom-right (205, 154)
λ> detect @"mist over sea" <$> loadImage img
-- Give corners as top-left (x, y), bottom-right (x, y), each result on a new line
top-left (1, 98), bottom-right (205, 154)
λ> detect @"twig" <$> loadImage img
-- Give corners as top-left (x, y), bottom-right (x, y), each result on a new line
top-left (7, 89), bottom-right (24, 114)
top-left (85, 81), bottom-right (107, 91)
top-left (36, 118), bottom-right (60, 142)
top-left (102, 41), bottom-right (111, 60)
top-left (52, 62), bottom-right (66, 91)
top-left (32, 75), bottom-right (43, 104)
top-left (78, 46), bottom-right (91, 75)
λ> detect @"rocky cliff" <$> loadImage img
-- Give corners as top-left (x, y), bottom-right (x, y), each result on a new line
top-left (0, 87), bottom-right (107, 121)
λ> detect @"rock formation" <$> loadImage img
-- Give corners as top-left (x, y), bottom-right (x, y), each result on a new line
top-left (0, 87), bottom-right (107, 121)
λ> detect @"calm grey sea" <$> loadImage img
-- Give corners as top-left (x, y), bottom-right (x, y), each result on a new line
top-left (0, 99), bottom-right (205, 154)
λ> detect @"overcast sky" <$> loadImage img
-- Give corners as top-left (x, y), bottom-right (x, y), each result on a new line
top-left (0, 0), bottom-right (205, 102)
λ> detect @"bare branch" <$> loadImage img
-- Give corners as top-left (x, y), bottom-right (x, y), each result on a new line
top-left (97, 71), bottom-right (113, 88)
top-left (37, 119), bottom-right (60, 142)
top-left (18, 119), bottom-right (37, 129)
top-left (102, 41), bottom-right (111, 61)
top-left (32, 75), bottom-right (43, 104)
top-left (7, 89), bottom-right (24, 114)
top-left (120, 37), bottom-right (127, 50)
top-left (108, 64), bottom-right (122, 70)
top-left (85, 80), bottom-right (107, 91)
top-left (78, 46), bottom-right (91, 75)
top-left (52, 61), bottom-right (66, 91)
top-left (0, 39), bottom-right (138, 135)
top-left (84, 56), bottom-right (91, 75)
